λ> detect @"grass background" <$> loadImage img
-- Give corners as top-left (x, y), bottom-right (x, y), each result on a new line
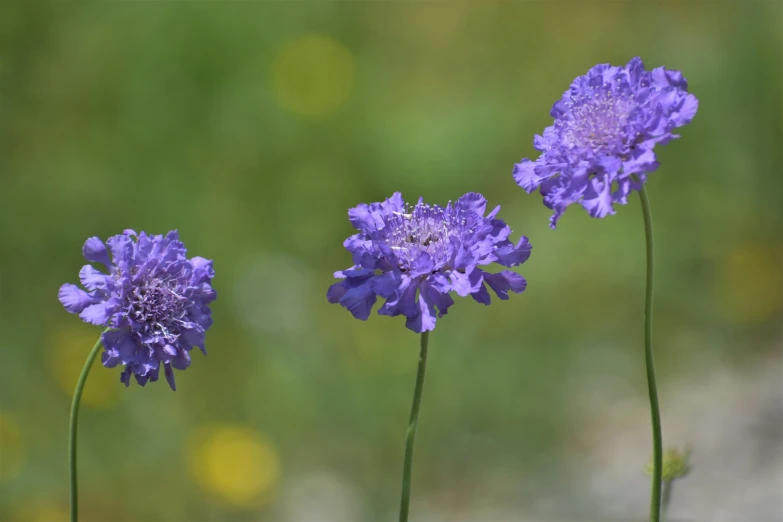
top-left (1, 1), bottom-right (781, 520)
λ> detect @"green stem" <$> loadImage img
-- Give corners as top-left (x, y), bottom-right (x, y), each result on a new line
top-left (69, 331), bottom-right (106, 522)
top-left (399, 331), bottom-right (430, 522)
top-left (661, 479), bottom-right (673, 522)
top-left (639, 186), bottom-right (662, 522)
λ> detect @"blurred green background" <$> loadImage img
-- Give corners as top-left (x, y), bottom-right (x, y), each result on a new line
top-left (1, 1), bottom-right (781, 521)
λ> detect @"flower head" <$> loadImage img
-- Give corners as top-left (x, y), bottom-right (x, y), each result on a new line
top-left (327, 192), bottom-right (531, 332)
top-left (58, 230), bottom-right (216, 390)
top-left (513, 57), bottom-right (698, 228)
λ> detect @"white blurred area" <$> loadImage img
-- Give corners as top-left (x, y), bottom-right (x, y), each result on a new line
top-left (280, 471), bottom-right (365, 521)
top-left (271, 345), bottom-right (782, 522)
top-left (572, 348), bottom-right (783, 522)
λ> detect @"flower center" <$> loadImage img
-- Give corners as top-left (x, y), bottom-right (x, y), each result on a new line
top-left (128, 277), bottom-right (187, 341)
top-left (559, 88), bottom-right (635, 152)
top-left (385, 203), bottom-right (466, 270)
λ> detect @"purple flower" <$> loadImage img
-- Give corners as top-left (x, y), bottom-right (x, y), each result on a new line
top-left (327, 192), bottom-right (531, 333)
top-left (58, 230), bottom-right (216, 390)
top-left (513, 57), bottom-right (698, 228)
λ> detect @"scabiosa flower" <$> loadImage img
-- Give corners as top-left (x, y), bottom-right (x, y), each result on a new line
top-left (58, 230), bottom-right (216, 390)
top-left (327, 192), bottom-right (531, 333)
top-left (513, 57), bottom-right (698, 228)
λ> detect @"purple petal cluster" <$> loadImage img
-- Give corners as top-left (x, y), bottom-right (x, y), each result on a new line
top-left (514, 57), bottom-right (698, 228)
top-left (58, 230), bottom-right (216, 390)
top-left (327, 192), bottom-right (531, 333)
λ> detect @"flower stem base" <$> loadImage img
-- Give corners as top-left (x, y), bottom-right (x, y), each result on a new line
top-left (399, 331), bottom-right (430, 522)
top-left (69, 331), bottom-right (106, 522)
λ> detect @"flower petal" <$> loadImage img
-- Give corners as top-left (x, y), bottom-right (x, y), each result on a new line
top-left (120, 367), bottom-right (132, 387)
top-left (454, 244), bottom-right (476, 271)
top-left (483, 270), bottom-right (527, 300)
top-left (651, 66), bottom-right (687, 90)
top-left (622, 147), bottom-right (659, 177)
top-left (420, 282), bottom-right (454, 318)
top-left (369, 271), bottom-right (402, 299)
top-left (134, 363), bottom-right (160, 387)
top-left (79, 265), bottom-right (109, 291)
top-left (674, 93), bottom-right (699, 127)
top-left (102, 350), bottom-right (121, 368)
top-left (171, 349), bottom-right (192, 370)
top-left (450, 268), bottom-right (483, 297)
top-left (405, 288), bottom-right (437, 333)
top-left (581, 176), bottom-right (616, 219)
top-left (79, 302), bottom-right (111, 326)
top-left (180, 323), bottom-right (206, 352)
top-left (327, 268), bottom-right (374, 304)
top-left (164, 363), bottom-right (176, 391)
top-left (348, 204), bottom-right (385, 234)
top-left (455, 192), bottom-right (487, 216)
top-left (378, 278), bottom-right (418, 318)
top-left (106, 234), bottom-right (133, 269)
top-left (494, 236), bottom-right (532, 267)
top-left (513, 159), bottom-right (543, 192)
top-left (470, 283), bottom-right (492, 305)
top-left (409, 252), bottom-right (433, 277)
top-left (82, 237), bottom-right (111, 267)
top-left (190, 257), bottom-right (215, 285)
top-left (339, 283), bottom-right (377, 320)
top-left (58, 284), bottom-right (95, 314)
top-left (101, 332), bottom-right (135, 367)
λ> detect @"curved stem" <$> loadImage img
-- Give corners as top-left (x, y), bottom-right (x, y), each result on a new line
top-left (639, 187), bottom-right (662, 522)
top-left (69, 331), bottom-right (106, 522)
top-left (399, 331), bottom-right (430, 522)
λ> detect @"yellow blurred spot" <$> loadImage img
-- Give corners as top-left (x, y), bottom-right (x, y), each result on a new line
top-left (15, 502), bottom-right (68, 522)
top-left (0, 413), bottom-right (25, 481)
top-left (46, 325), bottom-right (119, 409)
top-left (189, 425), bottom-right (280, 506)
top-left (718, 244), bottom-right (783, 325)
top-left (273, 35), bottom-right (355, 117)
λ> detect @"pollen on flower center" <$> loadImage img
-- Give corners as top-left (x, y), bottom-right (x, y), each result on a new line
top-left (559, 88), bottom-right (635, 151)
top-left (128, 277), bottom-right (187, 340)
top-left (384, 203), bottom-right (466, 269)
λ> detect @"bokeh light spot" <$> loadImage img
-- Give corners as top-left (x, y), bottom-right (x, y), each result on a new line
top-left (189, 425), bottom-right (280, 506)
top-left (46, 326), bottom-right (119, 409)
top-left (0, 413), bottom-right (25, 481)
top-left (16, 503), bottom-right (68, 522)
top-left (273, 35), bottom-right (355, 117)
top-left (718, 244), bottom-right (783, 325)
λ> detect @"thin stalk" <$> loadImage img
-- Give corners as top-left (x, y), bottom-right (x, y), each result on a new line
top-left (398, 331), bottom-right (430, 522)
top-left (639, 186), bottom-right (662, 522)
top-left (69, 331), bottom-right (106, 522)
top-left (661, 479), bottom-right (673, 522)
